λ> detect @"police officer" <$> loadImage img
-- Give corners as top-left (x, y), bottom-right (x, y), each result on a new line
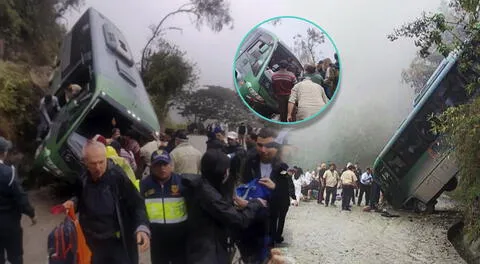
top-left (0, 136), bottom-right (36, 264)
top-left (140, 150), bottom-right (188, 264)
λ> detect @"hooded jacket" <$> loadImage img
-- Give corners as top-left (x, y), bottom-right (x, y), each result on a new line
top-left (182, 174), bottom-right (263, 264)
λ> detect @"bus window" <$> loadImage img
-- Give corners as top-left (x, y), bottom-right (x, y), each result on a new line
top-left (384, 149), bottom-right (409, 177)
top-left (247, 40), bottom-right (271, 77)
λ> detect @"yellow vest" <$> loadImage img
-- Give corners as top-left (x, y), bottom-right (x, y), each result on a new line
top-left (106, 146), bottom-right (140, 190)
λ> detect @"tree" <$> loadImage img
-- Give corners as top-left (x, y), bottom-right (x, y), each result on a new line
top-left (142, 39), bottom-right (198, 121)
top-left (293, 27), bottom-right (325, 65)
top-left (174, 85), bottom-right (259, 125)
top-left (140, 0), bottom-right (233, 74)
top-left (402, 53), bottom-right (444, 94)
top-left (0, 0), bottom-right (84, 64)
top-left (389, 0), bottom-right (480, 240)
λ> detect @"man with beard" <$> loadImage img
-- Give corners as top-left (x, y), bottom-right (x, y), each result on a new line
top-left (236, 128), bottom-right (279, 263)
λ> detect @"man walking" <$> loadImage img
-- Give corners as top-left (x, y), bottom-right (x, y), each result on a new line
top-left (0, 137), bottom-right (36, 264)
top-left (140, 150), bottom-right (188, 264)
top-left (271, 60), bottom-right (297, 122)
top-left (63, 140), bottom-right (150, 264)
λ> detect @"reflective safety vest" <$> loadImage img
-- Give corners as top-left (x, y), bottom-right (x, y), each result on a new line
top-left (140, 173), bottom-right (188, 224)
top-left (106, 146), bottom-right (140, 191)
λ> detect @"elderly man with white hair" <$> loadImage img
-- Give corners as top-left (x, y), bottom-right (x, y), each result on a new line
top-left (62, 140), bottom-right (150, 264)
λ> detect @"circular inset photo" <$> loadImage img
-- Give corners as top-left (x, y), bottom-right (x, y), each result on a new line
top-left (233, 16), bottom-right (340, 124)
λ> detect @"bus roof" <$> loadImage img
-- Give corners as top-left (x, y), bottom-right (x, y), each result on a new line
top-left (87, 8), bottom-right (160, 132)
top-left (375, 52), bottom-right (459, 162)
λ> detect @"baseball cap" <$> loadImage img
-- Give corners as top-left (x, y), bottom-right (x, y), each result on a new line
top-left (151, 150), bottom-right (171, 165)
top-left (175, 131), bottom-right (188, 140)
top-left (0, 137), bottom-right (12, 152)
top-left (227, 131), bottom-right (238, 140)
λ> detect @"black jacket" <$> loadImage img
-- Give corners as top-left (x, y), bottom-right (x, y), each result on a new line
top-left (182, 174), bottom-right (263, 264)
top-left (0, 163), bottom-right (34, 227)
top-left (71, 160), bottom-right (149, 264)
top-left (242, 154), bottom-right (296, 208)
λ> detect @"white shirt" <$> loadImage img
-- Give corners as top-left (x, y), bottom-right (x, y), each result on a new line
top-left (361, 172), bottom-right (373, 185)
top-left (260, 162), bottom-right (273, 178)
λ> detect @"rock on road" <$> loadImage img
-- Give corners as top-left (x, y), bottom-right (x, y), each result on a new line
top-left (20, 135), bottom-right (464, 263)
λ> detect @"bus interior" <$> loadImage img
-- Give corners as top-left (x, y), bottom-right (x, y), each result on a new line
top-left (67, 97), bottom-right (149, 159)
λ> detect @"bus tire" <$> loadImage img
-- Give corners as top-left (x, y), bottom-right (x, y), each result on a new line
top-left (414, 199), bottom-right (435, 214)
top-left (443, 177), bottom-right (458, 192)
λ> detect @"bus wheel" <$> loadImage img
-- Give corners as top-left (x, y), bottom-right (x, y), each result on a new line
top-left (414, 199), bottom-right (435, 214)
top-left (443, 177), bottom-right (458, 192)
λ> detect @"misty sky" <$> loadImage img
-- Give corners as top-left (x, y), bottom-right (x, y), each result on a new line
top-left (66, 0), bottom-right (444, 167)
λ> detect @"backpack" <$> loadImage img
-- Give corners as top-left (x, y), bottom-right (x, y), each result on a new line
top-left (48, 206), bottom-right (91, 264)
top-left (47, 215), bottom-right (77, 264)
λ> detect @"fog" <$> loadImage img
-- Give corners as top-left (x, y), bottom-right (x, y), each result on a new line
top-left (259, 17), bottom-right (337, 62)
top-left (66, 0), bottom-right (443, 169)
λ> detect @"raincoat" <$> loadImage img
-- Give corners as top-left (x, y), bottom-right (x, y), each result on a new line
top-left (106, 146), bottom-right (139, 190)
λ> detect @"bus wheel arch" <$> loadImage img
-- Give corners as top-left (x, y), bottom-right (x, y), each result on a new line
top-left (443, 177), bottom-right (458, 192)
top-left (413, 199), bottom-right (435, 214)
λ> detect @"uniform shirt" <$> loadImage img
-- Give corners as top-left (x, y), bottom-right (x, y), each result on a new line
top-left (323, 170), bottom-right (339, 187)
top-left (361, 172), bottom-right (373, 185)
top-left (170, 142), bottom-right (202, 174)
top-left (271, 69), bottom-right (297, 96)
top-left (341, 170), bottom-right (358, 186)
top-left (288, 79), bottom-right (329, 120)
top-left (0, 161), bottom-right (35, 224)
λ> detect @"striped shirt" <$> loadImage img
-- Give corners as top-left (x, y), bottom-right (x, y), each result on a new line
top-left (271, 69), bottom-right (297, 96)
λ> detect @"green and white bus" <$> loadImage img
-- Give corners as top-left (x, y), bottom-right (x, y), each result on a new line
top-left (373, 50), bottom-right (475, 213)
top-left (235, 27), bottom-right (303, 117)
top-left (34, 8), bottom-right (160, 183)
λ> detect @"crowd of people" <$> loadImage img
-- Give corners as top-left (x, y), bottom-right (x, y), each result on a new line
top-left (0, 123), bottom-right (299, 264)
top-left (270, 54), bottom-right (340, 122)
top-left (289, 162), bottom-right (383, 212)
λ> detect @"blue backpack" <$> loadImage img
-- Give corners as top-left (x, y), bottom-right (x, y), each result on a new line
top-left (47, 217), bottom-right (78, 264)
top-left (236, 177), bottom-right (272, 200)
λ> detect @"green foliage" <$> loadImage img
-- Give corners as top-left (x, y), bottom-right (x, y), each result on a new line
top-left (0, 62), bottom-right (43, 152)
top-left (432, 97), bottom-right (480, 241)
top-left (0, 0), bottom-right (83, 64)
top-left (142, 39), bottom-right (198, 121)
top-left (175, 85), bottom-right (258, 124)
top-left (390, 0), bottom-right (480, 240)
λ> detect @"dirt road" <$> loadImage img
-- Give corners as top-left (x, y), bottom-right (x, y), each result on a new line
top-left (20, 136), bottom-right (465, 263)
top-left (279, 196), bottom-right (465, 264)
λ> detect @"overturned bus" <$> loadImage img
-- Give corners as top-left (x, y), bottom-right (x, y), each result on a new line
top-left (34, 8), bottom-right (160, 183)
top-left (234, 27), bottom-right (304, 118)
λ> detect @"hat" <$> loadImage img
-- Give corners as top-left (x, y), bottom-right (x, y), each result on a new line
top-left (279, 163), bottom-right (289, 175)
top-left (151, 150), bottom-right (171, 165)
top-left (175, 131), bottom-right (189, 141)
top-left (227, 131), bottom-right (238, 140)
top-left (0, 137), bottom-right (12, 152)
top-left (93, 134), bottom-right (107, 146)
top-left (213, 127), bottom-right (223, 134)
